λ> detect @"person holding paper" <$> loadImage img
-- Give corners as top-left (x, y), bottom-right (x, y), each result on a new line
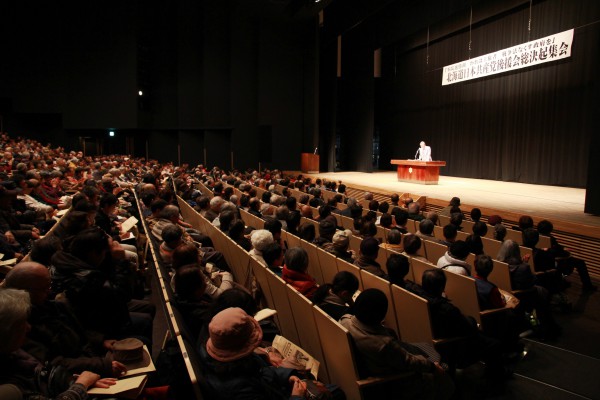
top-left (0, 288), bottom-right (117, 400)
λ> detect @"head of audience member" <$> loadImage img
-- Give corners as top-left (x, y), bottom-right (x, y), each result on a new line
top-left (210, 196), bottom-right (225, 214)
top-left (286, 210), bottom-right (301, 233)
top-left (300, 205), bottom-right (313, 219)
top-left (30, 236), bottom-right (63, 267)
top-left (360, 221), bottom-right (377, 238)
top-left (0, 288), bottom-right (31, 354)
top-left (313, 271), bottom-right (359, 307)
top-left (318, 205), bottom-right (332, 220)
top-left (298, 222), bottom-right (316, 242)
top-left (418, 219), bottom-right (434, 236)
top-left (205, 307), bottom-right (262, 363)
top-left (449, 197), bottom-right (461, 207)
top-left (379, 213), bottom-right (393, 229)
top-left (58, 211), bottom-right (94, 240)
top-left (393, 208), bottom-right (409, 227)
top-left (69, 227), bottom-right (111, 268)
top-left (449, 240), bottom-right (470, 261)
top-left (470, 208), bottom-right (482, 222)
top-left (475, 255), bottom-right (494, 279)
top-left (496, 240), bottom-right (521, 265)
top-left (162, 223), bottom-right (184, 249)
top-left (228, 220), bottom-right (247, 241)
top-left (332, 229), bottom-right (352, 253)
top-left (160, 204), bottom-right (181, 224)
top-left (518, 215), bottom-right (534, 231)
top-left (284, 247), bottom-right (309, 274)
top-left (99, 193), bottom-right (118, 215)
top-left (174, 264), bottom-right (208, 302)
top-left (522, 228), bottom-right (539, 248)
top-left (425, 211), bottom-right (439, 226)
top-left (250, 229), bottom-right (274, 253)
top-left (386, 228), bottom-right (402, 246)
top-left (493, 224), bottom-right (507, 241)
top-left (285, 196), bottom-right (297, 211)
top-left (359, 237), bottom-right (380, 260)
top-left (378, 201), bottom-right (390, 214)
top-left (248, 198), bottom-right (261, 214)
top-left (386, 254), bottom-right (411, 286)
top-left (402, 234), bottom-right (422, 256)
top-left (318, 219), bottom-right (336, 241)
top-left (172, 243), bottom-right (200, 271)
top-left (218, 210), bottom-right (236, 233)
top-left (298, 194), bottom-right (309, 205)
top-left (354, 289), bottom-right (387, 326)
top-left (209, 288), bottom-right (258, 319)
top-left (364, 192), bottom-right (373, 201)
top-left (536, 220), bottom-right (554, 236)
top-left (407, 202), bottom-right (420, 215)
top-left (404, 197), bottom-right (414, 207)
top-left (443, 224), bottom-right (458, 243)
top-left (390, 193), bottom-right (400, 205)
top-left (450, 212), bottom-right (463, 228)
top-left (422, 269), bottom-right (446, 298)
top-left (368, 200), bottom-right (379, 212)
top-left (151, 199), bottom-right (168, 218)
top-left (487, 215), bottom-right (503, 226)
top-left (472, 221), bottom-right (488, 237)
top-left (263, 218), bottom-right (282, 243)
top-left (275, 205), bottom-right (289, 222)
top-left (4, 262), bottom-right (51, 306)
top-left (262, 242), bottom-right (284, 270)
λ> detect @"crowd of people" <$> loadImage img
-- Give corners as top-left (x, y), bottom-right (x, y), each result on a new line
top-left (0, 131), bottom-right (596, 399)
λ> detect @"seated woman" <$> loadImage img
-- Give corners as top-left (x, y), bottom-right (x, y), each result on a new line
top-left (0, 288), bottom-right (116, 400)
top-left (198, 307), bottom-right (306, 400)
top-left (173, 264), bottom-right (214, 340)
top-left (282, 247), bottom-right (318, 300)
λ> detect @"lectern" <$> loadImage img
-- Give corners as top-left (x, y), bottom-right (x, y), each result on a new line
top-left (391, 160), bottom-right (446, 185)
top-left (301, 153), bottom-right (319, 174)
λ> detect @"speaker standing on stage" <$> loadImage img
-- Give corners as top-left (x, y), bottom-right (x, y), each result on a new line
top-left (416, 141), bottom-right (432, 161)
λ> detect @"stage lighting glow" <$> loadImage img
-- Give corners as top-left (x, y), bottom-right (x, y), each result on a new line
top-left (138, 90), bottom-right (143, 96)
top-left (109, 131), bottom-right (115, 137)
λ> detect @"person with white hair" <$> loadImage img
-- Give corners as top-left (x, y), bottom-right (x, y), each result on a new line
top-left (249, 229), bottom-right (274, 267)
top-left (0, 288), bottom-right (117, 399)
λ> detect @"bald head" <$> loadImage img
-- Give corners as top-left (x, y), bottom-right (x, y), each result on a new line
top-left (5, 262), bottom-right (51, 306)
top-left (301, 205), bottom-right (313, 219)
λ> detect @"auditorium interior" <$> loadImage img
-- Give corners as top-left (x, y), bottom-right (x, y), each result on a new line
top-left (1, 0), bottom-right (599, 399)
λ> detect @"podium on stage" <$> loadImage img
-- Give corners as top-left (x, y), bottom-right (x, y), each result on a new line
top-left (391, 160), bottom-right (446, 185)
top-left (301, 153), bottom-right (319, 174)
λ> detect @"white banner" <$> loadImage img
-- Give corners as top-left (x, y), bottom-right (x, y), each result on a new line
top-left (442, 29), bottom-right (574, 86)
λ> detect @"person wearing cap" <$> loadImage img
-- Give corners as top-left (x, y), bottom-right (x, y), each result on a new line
top-left (436, 240), bottom-right (471, 276)
top-left (354, 237), bottom-right (388, 279)
top-left (200, 307), bottom-right (307, 399)
top-left (323, 229), bottom-right (355, 263)
top-left (340, 289), bottom-right (454, 400)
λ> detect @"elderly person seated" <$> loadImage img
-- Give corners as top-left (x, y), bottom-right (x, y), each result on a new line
top-left (198, 307), bottom-right (306, 399)
top-left (249, 229), bottom-right (275, 267)
top-left (0, 288), bottom-right (117, 399)
top-left (354, 237), bottom-right (387, 279)
top-left (4, 262), bottom-right (127, 378)
top-left (323, 229), bottom-right (355, 263)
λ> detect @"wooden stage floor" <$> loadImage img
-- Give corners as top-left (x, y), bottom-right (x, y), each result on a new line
top-left (305, 171), bottom-right (600, 229)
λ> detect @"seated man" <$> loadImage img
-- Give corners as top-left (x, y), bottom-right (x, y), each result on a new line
top-left (416, 219), bottom-right (444, 245)
top-left (387, 254), bottom-right (426, 296)
top-left (436, 240), bottom-right (471, 276)
top-left (354, 237), bottom-right (387, 279)
top-left (473, 255), bottom-right (506, 310)
top-left (313, 271), bottom-right (359, 321)
top-left (4, 262), bottom-right (126, 377)
top-left (340, 289), bottom-right (453, 400)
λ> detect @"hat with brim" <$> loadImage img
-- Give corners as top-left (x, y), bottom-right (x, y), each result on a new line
top-left (206, 307), bottom-right (263, 362)
top-left (111, 338), bottom-right (152, 370)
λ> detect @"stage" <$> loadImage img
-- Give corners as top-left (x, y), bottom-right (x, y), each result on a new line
top-left (302, 171), bottom-right (600, 231)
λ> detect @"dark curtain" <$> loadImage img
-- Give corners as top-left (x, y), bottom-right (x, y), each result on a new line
top-left (378, 0), bottom-right (600, 187)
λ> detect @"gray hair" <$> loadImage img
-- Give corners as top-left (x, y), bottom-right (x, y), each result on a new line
top-left (210, 196), bottom-right (225, 210)
top-left (284, 247), bottom-right (309, 273)
top-left (497, 239), bottom-right (520, 263)
top-left (387, 229), bottom-right (402, 245)
top-left (0, 288), bottom-right (31, 352)
top-left (160, 204), bottom-right (180, 220)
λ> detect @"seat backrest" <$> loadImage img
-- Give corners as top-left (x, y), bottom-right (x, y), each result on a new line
top-left (481, 236), bottom-right (502, 260)
top-left (391, 284), bottom-right (434, 343)
top-left (360, 269), bottom-right (399, 335)
top-left (410, 257), bottom-right (435, 286)
top-left (538, 235), bottom-right (551, 249)
top-left (461, 220), bottom-right (475, 234)
top-left (286, 286), bottom-right (330, 383)
top-left (340, 215), bottom-right (355, 231)
top-left (264, 267), bottom-right (301, 345)
top-left (423, 240), bottom-right (448, 265)
top-left (438, 215), bottom-right (451, 226)
top-left (348, 234), bottom-right (362, 254)
top-left (313, 307), bottom-right (361, 400)
top-left (442, 271), bottom-right (481, 324)
top-left (316, 247), bottom-right (340, 285)
top-left (336, 258), bottom-right (364, 290)
top-left (489, 260), bottom-right (513, 292)
top-left (300, 240), bottom-right (325, 285)
top-left (505, 228), bottom-right (523, 245)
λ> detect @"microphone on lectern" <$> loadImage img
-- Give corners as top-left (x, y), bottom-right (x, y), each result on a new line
top-left (414, 148), bottom-right (420, 160)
